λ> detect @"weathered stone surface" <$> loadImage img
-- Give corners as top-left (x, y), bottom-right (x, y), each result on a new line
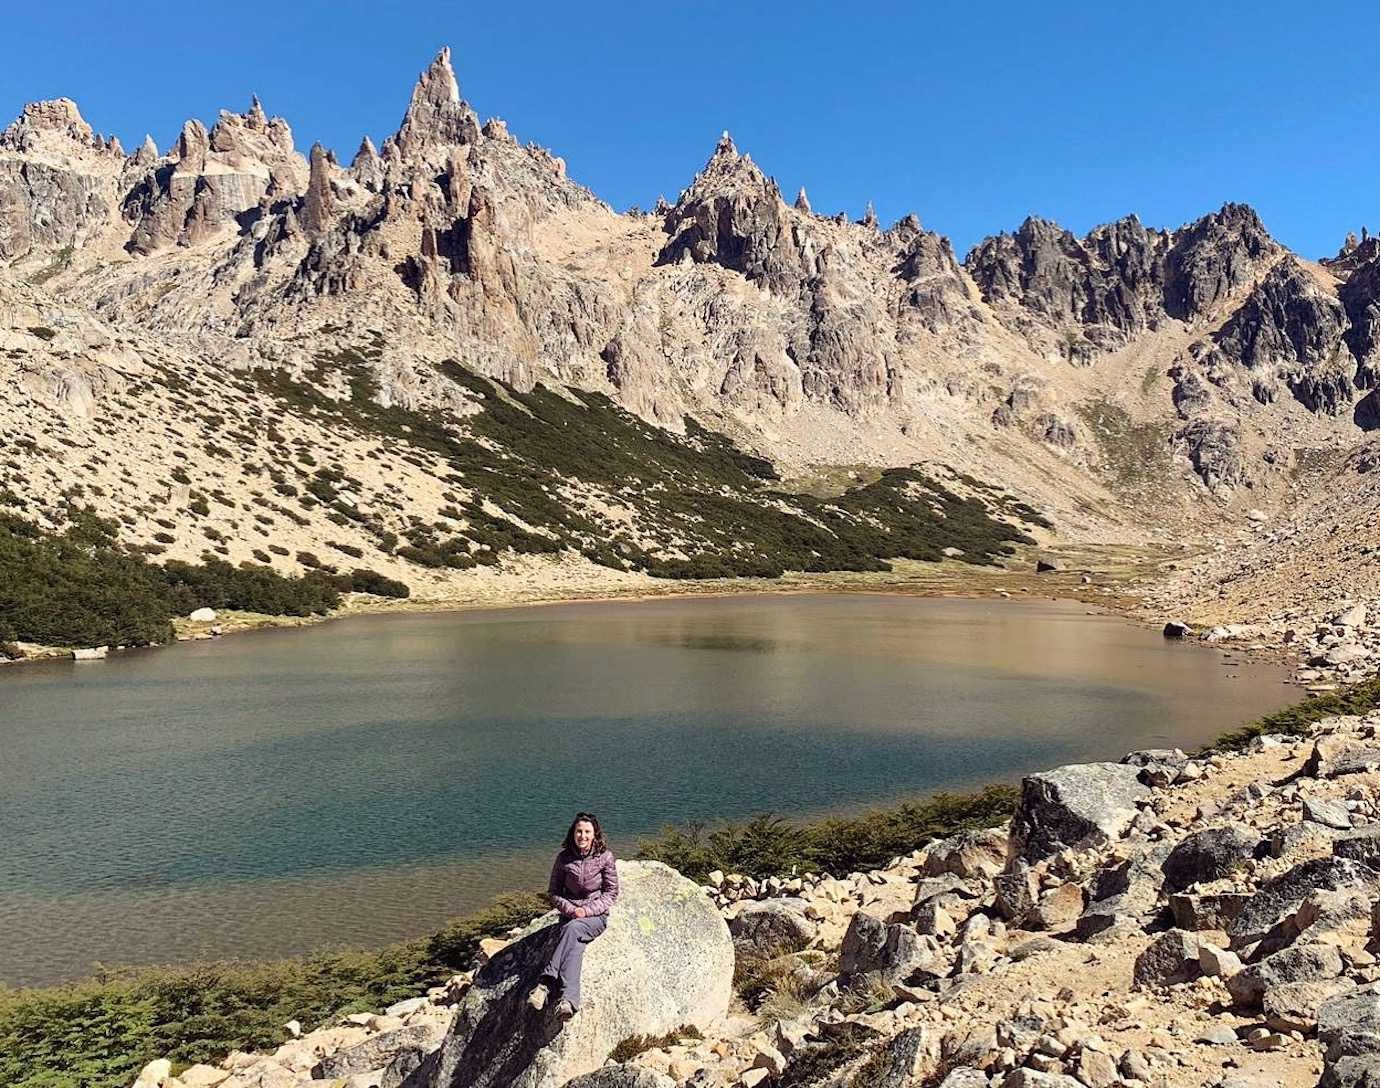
top-left (1305, 798), bottom-right (1355, 830)
top-left (1161, 826), bottom-right (1261, 892)
top-left (1027, 883), bottom-right (1084, 932)
top-left (1010, 763), bottom-right (1149, 863)
top-left (1212, 256), bottom-right (1358, 415)
top-left (312, 1023), bottom-right (442, 1079)
top-left (1121, 748), bottom-right (1189, 786)
top-left (1229, 857), bottom-right (1379, 944)
top-left (1306, 736), bottom-right (1380, 778)
top-left (993, 862), bottom-right (1038, 924)
top-left (1133, 929), bottom-right (1202, 988)
top-left (407, 861), bottom-right (731, 1088)
top-left (1319, 984), bottom-right (1380, 1088)
top-left (727, 898), bottom-right (817, 958)
top-left (839, 913), bottom-right (940, 982)
top-left (923, 829), bottom-right (1007, 880)
top-left (1264, 978), bottom-right (1353, 1033)
top-left (1169, 891), bottom-right (1252, 931)
top-left (561, 1066), bottom-right (676, 1088)
top-left (1225, 942), bottom-right (1344, 1008)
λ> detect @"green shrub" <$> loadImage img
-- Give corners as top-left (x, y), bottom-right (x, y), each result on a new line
top-left (0, 513), bottom-right (339, 647)
top-left (1209, 674), bottom-right (1380, 752)
top-left (636, 784), bottom-right (1018, 882)
top-left (425, 892), bottom-right (548, 970)
top-left (0, 891), bottom-right (546, 1088)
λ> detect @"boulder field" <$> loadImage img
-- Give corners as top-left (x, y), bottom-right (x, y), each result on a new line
top-left (127, 712), bottom-right (1380, 1088)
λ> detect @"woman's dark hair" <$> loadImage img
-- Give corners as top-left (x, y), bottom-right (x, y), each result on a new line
top-left (562, 811), bottom-right (607, 856)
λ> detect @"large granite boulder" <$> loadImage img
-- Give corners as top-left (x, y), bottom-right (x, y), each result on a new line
top-left (727, 897), bottom-right (817, 958)
top-left (1319, 984), bottom-right (1380, 1088)
top-left (1229, 857), bottom-right (1379, 945)
top-left (1161, 826), bottom-right (1262, 892)
top-left (406, 861), bottom-right (732, 1088)
top-left (1010, 763), bottom-right (1149, 863)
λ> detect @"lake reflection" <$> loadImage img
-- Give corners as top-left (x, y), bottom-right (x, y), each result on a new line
top-left (0, 594), bottom-right (1291, 984)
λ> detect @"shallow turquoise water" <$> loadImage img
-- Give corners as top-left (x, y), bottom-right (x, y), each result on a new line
top-left (0, 593), bottom-right (1291, 984)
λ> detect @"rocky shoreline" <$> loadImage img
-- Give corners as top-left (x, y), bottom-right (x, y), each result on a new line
top-left (116, 708), bottom-right (1380, 1088)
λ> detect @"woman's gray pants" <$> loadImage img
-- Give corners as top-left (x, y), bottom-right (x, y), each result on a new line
top-left (542, 914), bottom-right (607, 1009)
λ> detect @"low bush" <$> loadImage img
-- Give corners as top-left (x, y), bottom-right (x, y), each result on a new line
top-left (0, 513), bottom-right (338, 647)
top-left (1209, 674), bottom-right (1380, 752)
top-left (0, 893), bottom-right (546, 1088)
top-left (636, 784), bottom-right (1019, 883)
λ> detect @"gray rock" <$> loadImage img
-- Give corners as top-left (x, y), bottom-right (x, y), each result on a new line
top-left (1169, 891), bottom-right (1252, 931)
top-left (1226, 942), bottom-right (1344, 1008)
top-left (1122, 748), bottom-right (1189, 786)
top-left (1133, 929), bottom-right (1202, 987)
top-left (313, 1024), bottom-right (443, 1079)
top-left (1195, 1024), bottom-right (1238, 1045)
top-left (922, 828), bottom-right (1008, 880)
top-left (562, 1067), bottom-right (676, 1088)
top-left (997, 1070), bottom-right (1082, 1087)
top-left (727, 898), bottom-right (816, 958)
top-left (1305, 798), bottom-right (1355, 830)
top-left (1264, 979), bottom-right (1353, 1034)
top-left (936, 1070), bottom-right (990, 1088)
top-left (406, 861), bottom-right (731, 1088)
top-left (1229, 857), bottom-right (1379, 944)
top-left (1334, 825), bottom-right (1380, 865)
top-left (855, 1027), bottom-right (941, 1087)
top-left (1161, 826), bottom-right (1261, 892)
top-left (1306, 736), bottom-right (1380, 778)
top-left (1212, 256), bottom-right (1356, 416)
top-left (839, 913), bottom-right (940, 982)
top-left (1010, 763), bottom-right (1149, 863)
top-left (1319, 984), bottom-right (1380, 1088)
top-left (993, 863), bottom-right (1038, 924)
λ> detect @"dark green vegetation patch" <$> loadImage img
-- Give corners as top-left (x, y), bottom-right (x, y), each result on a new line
top-left (635, 784), bottom-right (1019, 882)
top-left (1209, 673), bottom-right (1380, 751)
top-left (250, 352), bottom-right (1043, 579)
top-left (0, 513), bottom-right (408, 648)
top-left (0, 894), bottom-right (545, 1088)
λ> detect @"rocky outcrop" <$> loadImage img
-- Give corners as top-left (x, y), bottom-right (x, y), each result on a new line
top-left (386, 47), bottom-right (481, 161)
top-left (968, 203), bottom-right (1280, 369)
top-left (1211, 256), bottom-right (1357, 414)
top-left (410, 861), bottom-right (732, 1088)
top-left (123, 100), bottom-right (306, 253)
top-left (0, 99), bottom-right (120, 261)
top-left (1009, 762), bottom-right (1149, 862)
top-left (657, 133), bottom-right (806, 295)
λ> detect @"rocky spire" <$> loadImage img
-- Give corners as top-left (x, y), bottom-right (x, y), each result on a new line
top-left (132, 134), bottom-right (158, 167)
top-left (392, 46), bottom-right (480, 157)
top-left (861, 202), bottom-right (879, 231)
top-left (795, 187), bottom-right (811, 213)
top-left (175, 119), bottom-right (210, 172)
top-left (300, 142), bottom-right (334, 237)
top-left (0, 98), bottom-right (99, 151)
top-left (247, 94), bottom-right (268, 129)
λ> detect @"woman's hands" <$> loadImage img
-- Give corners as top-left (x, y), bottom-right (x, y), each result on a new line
top-left (573, 907), bottom-right (587, 919)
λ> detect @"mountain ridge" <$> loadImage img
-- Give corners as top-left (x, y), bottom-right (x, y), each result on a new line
top-left (4, 46), bottom-right (1380, 641)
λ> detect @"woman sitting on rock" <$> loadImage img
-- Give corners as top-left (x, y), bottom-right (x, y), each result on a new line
top-left (529, 811), bottom-right (620, 1019)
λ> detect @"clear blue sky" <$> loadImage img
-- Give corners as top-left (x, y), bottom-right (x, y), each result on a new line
top-left (5, 1), bottom-right (1376, 259)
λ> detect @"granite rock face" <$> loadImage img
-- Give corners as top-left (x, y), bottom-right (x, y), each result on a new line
top-left (1010, 762), bottom-right (1150, 863)
top-left (409, 861), bottom-right (732, 1088)
top-left (966, 203), bottom-right (1278, 361)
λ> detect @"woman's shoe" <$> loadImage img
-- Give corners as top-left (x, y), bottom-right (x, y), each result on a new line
top-left (554, 999), bottom-right (577, 1020)
top-left (527, 982), bottom-right (549, 1011)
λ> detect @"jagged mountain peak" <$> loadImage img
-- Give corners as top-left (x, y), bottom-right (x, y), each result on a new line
top-left (0, 97), bottom-right (113, 159)
top-left (388, 45), bottom-right (479, 159)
